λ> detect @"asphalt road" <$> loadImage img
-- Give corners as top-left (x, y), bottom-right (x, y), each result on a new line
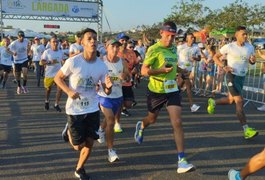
top-left (0, 72), bottom-right (264, 180)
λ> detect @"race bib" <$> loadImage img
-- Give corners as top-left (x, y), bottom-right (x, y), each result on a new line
top-left (164, 80), bottom-right (178, 93)
top-left (74, 97), bottom-right (90, 110)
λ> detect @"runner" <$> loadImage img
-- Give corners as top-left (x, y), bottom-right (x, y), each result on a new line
top-left (97, 39), bottom-right (130, 162)
top-left (177, 32), bottom-right (201, 112)
top-left (30, 37), bottom-right (45, 87)
top-left (228, 148), bottom-right (265, 180)
top-left (40, 36), bottom-right (64, 112)
top-left (54, 28), bottom-right (112, 180)
top-left (210, 26), bottom-right (258, 139)
top-left (134, 21), bottom-right (195, 173)
top-left (0, 37), bottom-right (13, 89)
top-left (115, 33), bottom-right (139, 132)
top-left (9, 30), bottom-right (30, 94)
top-left (69, 31), bottom-right (83, 57)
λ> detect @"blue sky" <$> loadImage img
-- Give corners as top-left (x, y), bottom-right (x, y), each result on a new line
top-left (2, 0), bottom-right (265, 33)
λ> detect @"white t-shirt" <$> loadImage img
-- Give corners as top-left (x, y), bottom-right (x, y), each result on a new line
top-left (134, 45), bottom-right (146, 60)
top-left (177, 43), bottom-right (200, 71)
top-left (60, 54), bottom-right (108, 115)
top-left (97, 56), bottom-right (123, 98)
top-left (69, 43), bottom-right (83, 55)
top-left (41, 49), bottom-right (63, 78)
top-left (31, 44), bottom-right (45, 62)
top-left (220, 42), bottom-right (255, 76)
top-left (0, 46), bottom-right (13, 66)
top-left (9, 39), bottom-right (29, 64)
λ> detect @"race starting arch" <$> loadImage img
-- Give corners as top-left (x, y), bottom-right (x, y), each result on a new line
top-left (0, 0), bottom-right (103, 41)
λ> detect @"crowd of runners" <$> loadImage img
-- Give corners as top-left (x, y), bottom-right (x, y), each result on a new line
top-left (0, 21), bottom-right (265, 180)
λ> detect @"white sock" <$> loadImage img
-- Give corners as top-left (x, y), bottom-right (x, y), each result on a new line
top-left (243, 124), bottom-right (249, 131)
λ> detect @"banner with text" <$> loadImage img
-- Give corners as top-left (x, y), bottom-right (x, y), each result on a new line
top-left (2, 0), bottom-right (98, 18)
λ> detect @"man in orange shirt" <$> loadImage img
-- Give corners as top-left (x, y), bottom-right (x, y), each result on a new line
top-left (115, 33), bottom-right (139, 132)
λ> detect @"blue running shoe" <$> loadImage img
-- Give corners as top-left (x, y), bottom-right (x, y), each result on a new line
top-left (228, 169), bottom-right (242, 180)
top-left (134, 121), bottom-right (144, 144)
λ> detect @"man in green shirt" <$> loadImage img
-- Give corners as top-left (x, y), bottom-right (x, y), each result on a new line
top-left (134, 21), bottom-right (195, 174)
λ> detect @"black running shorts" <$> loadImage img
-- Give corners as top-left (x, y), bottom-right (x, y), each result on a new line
top-left (225, 72), bottom-right (245, 97)
top-left (146, 88), bottom-right (182, 113)
top-left (14, 60), bottom-right (29, 72)
top-left (67, 111), bottom-right (100, 146)
top-left (122, 86), bottom-right (135, 101)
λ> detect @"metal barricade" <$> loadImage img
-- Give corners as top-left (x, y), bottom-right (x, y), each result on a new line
top-left (192, 59), bottom-right (265, 107)
top-left (243, 60), bottom-right (265, 107)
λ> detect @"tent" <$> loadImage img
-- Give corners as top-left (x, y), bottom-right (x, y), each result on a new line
top-left (210, 28), bottom-right (235, 38)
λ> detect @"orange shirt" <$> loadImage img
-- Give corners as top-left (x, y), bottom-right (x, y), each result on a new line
top-left (118, 49), bottom-right (138, 86)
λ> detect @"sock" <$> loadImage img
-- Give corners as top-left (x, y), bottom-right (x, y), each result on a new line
top-left (45, 100), bottom-right (49, 103)
top-left (23, 80), bottom-right (27, 86)
top-left (54, 103), bottom-right (58, 107)
top-left (17, 80), bottom-right (21, 87)
top-left (243, 124), bottom-right (249, 131)
top-left (99, 126), bottom-right (103, 132)
top-left (178, 152), bottom-right (185, 161)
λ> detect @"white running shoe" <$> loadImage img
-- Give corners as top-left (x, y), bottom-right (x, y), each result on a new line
top-left (108, 149), bottom-right (119, 163)
top-left (190, 104), bottom-right (200, 112)
top-left (257, 104), bottom-right (265, 111)
top-left (177, 158), bottom-right (195, 173)
top-left (97, 129), bottom-right (105, 144)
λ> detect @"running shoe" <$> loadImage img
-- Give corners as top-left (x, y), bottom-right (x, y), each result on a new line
top-left (228, 169), bottom-right (242, 180)
top-left (114, 123), bottom-right (123, 133)
top-left (132, 100), bottom-right (137, 107)
top-left (190, 104), bottom-right (200, 112)
top-left (257, 104), bottom-right (265, 111)
top-left (244, 127), bottom-right (258, 139)
top-left (97, 129), bottom-right (105, 143)
top-left (177, 158), bottom-right (195, 173)
top-left (121, 109), bottom-right (131, 117)
top-left (207, 98), bottom-right (215, 114)
top-left (62, 123), bottom-right (69, 142)
top-left (54, 105), bottom-right (62, 112)
top-left (75, 167), bottom-right (91, 180)
top-left (45, 102), bottom-right (49, 111)
top-left (21, 86), bottom-right (29, 93)
top-left (17, 87), bottom-right (22, 94)
top-left (134, 121), bottom-right (144, 144)
top-left (108, 149), bottom-right (119, 163)
top-left (13, 79), bottom-right (17, 84)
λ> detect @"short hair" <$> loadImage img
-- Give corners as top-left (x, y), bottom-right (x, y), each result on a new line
top-left (75, 31), bottom-right (82, 38)
top-left (80, 28), bottom-right (97, 39)
top-left (236, 26), bottom-right (246, 32)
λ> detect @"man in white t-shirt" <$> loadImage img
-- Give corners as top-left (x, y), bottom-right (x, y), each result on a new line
top-left (210, 26), bottom-right (258, 140)
top-left (177, 33), bottom-right (201, 112)
top-left (0, 37), bottom-right (13, 89)
top-left (40, 36), bottom-right (64, 112)
top-left (69, 31), bottom-right (83, 57)
top-left (9, 31), bottom-right (30, 94)
top-left (54, 28), bottom-right (113, 180)
top-left (30, 37), bottom-right (45, 87)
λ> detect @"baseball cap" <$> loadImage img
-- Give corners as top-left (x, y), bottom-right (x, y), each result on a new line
top-left (106, 39), bottom-right (122, 47)
top-left (34, 37), bottom-right (40, 40)
top-left (116, 33), bottom-right (129, 41)
top-left (161, 21), bottom-right (177, 35)
top-left (17, 31), bottom-right (25, 37)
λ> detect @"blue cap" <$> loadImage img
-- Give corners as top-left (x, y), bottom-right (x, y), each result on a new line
top-left (116, 33), bottom-right (129, 40)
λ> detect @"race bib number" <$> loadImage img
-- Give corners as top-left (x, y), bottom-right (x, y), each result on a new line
top-left (164, 80), bottom-right (178, 93)
top-left (75, 97), bottom-right (90, 110)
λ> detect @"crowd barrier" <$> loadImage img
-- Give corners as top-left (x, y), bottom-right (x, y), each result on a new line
top-left (192, 60), bottom-right (265, 107)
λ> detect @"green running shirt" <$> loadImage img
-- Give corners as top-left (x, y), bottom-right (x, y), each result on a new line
top-left (144, 41), bottom-right (178, 93)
